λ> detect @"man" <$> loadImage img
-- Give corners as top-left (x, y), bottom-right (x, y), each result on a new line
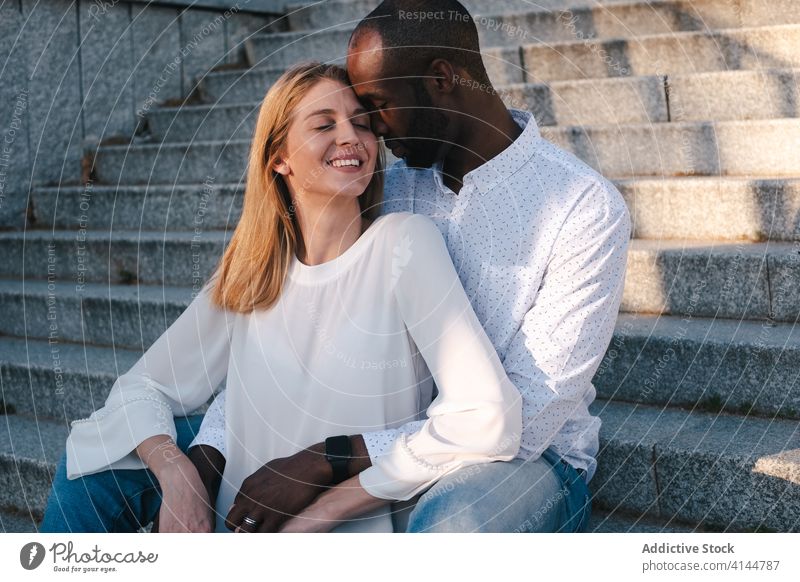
top-left (42, 0), bottom-right (629, 533)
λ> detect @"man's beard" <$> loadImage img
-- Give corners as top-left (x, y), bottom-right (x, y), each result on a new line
top-left (399, 79), bottom-right (450, 169)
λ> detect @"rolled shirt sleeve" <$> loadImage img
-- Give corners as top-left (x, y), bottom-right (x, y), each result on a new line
top-left (358, 214), bottom-right (523, 501)
top-left (65, 277), bottom-right (234, 479)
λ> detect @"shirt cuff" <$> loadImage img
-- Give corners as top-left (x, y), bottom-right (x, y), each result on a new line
top-left (357, 433), bottom-right (450, 501)
top-left (66, 396), bottom-right (176, 480)
top-left (189, 427), bottom-right (226, 457)
top-left (362, 421), bottom-right (426, 464)
top-left (362, 428), bottom-right (401, 462)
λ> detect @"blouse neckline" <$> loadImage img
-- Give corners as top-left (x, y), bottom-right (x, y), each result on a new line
top-left (288, 213), bottom-right (391, 285)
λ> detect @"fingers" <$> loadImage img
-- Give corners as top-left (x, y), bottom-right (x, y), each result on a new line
top-left (239, 515), bottom-right (259, 533)
top-left (225, 502), bottom-right (246, 531)
top-left (226, 500), bottom-right (265, 533)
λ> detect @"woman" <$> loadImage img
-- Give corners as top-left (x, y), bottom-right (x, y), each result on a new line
top-left (44, 63), bottom-right (521, 533)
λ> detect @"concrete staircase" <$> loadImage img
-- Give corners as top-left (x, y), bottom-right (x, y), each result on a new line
top-left (3, 0), bottom-right (800, 533)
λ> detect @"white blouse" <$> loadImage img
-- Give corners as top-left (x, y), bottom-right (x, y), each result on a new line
top-left (64, 212), bottom-right (522, 532)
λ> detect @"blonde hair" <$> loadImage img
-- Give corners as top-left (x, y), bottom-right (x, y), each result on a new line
top-left (208, 62), bottom-right (385, 313)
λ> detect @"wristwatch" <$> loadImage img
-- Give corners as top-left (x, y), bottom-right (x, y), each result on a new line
top-left (324, 435), bottom-right (352, 485)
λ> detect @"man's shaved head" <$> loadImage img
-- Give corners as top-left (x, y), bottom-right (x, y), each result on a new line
top-left (346, 0), bottom-right (496, 169)
top-left (349, 0), bottom-right (490, 84)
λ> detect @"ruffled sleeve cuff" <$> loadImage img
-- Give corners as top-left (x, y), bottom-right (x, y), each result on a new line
top-left (357, 433), bottom-right (451, 501)
top-left (65, 396), bottom-right (177, 480)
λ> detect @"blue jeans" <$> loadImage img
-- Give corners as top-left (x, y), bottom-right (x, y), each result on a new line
top-left (41, 414), bottom-right (591, 533)
top-left (404, 446), bottom-right (591, 532)
top-left (40, 415), bottom-right (205, 533)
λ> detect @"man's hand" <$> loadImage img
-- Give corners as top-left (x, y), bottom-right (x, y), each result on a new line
top-left (187, 445), bottom-right (226, 529)
top-left (225, 435), bottom-right (371, 533)
top-left (225, 443), bottom-right (330, 532)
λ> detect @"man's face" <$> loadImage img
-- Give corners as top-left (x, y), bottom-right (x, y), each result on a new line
top-left (347, 32), bottom-right (450, 169)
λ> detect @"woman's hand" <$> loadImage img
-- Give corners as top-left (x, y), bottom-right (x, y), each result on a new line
top-left (278, 475), bottom-right (389, 533)
top-left (136, 435), bottom-right (215, 533)
top-left (156, 457), bottom-right (215, 533)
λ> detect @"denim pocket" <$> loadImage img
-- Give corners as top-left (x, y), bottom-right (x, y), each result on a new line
top-left (561, 463), bottom-right (591, 533)
top-left (540, 448), bottom-right (590, 532)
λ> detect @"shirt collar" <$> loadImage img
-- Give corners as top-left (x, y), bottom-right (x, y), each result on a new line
top-left (431, 108), bottom-right (540, 196)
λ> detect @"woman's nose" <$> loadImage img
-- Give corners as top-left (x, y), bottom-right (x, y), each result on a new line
top-left (335, 120), bottom-right (359, 145)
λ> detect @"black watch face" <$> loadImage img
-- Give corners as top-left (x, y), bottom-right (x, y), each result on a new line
top-left (326, 436), bottom-right (352, 459)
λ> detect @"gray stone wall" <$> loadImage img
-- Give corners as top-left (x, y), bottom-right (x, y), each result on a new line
top-left (0, 0), bottom-right (278, 229)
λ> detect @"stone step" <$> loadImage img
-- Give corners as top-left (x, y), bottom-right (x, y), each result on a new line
top-left (166, 68), bottom-right (800, 142)
top-left (619, 176), bottom-right (800, 242)
top-left (285, 0), bottom-right (596, 32)
top-left (0, 279), bottom-right (193, 351)
top-left (32, 177), bottom-right (800, 242)
top-left (663, 69), bottom-right (800, 124)
top-left (198, 65), bottom-right (285, 105)
top-left (0, 508), bottom-right (40, 533)
top-left (171, 75), bottom-right (670, 139)
top-left (0, 488), bottom-right (712, 533)
top-left (622, 238), bottom-right (799, 322)
top-left (587, 507), bottom-right (704, 533)
top-left (519, 68), bottom-right (800, 126)
top-left (0, 230), bottom-right (229, 287)
top-left (3, 398), bottom-right (797, 530)
top-left (254, 0), bottom-right (800, 72)
top-left (590, 398), bottom-right (800, 532)
top-left (2, 307), bottom-right (796, 429)
top-left (541, 118), bottom-right (800, 178)
top-left (32, 182), bottom-right (243, 232)
top-left (8, 236), bottom-right (798, 323)
top-left (148, 102), bottom-right (260, 142)
top-left (245, 36), bottom-right (523, 88)
top-left (0, 335), bottom-right (141, 422)
top-left (93, 117), bottom-right (800, 185)
top-left (0, 414), bottom-right (68, 517)
top-left (524, 23), bottom-right (800, 82)
top-left (245, 26), bottom-right (526, 78)
top-left (92, 139), bottom-right (250, 185)
top-left (245, 25), bottom-right (352, 70)
top-left (6, 231), bottom-right (799, 323)
top-left (286, 0), bottom-right (797, 34)
top-left (596, 314), bottom-right (800, 420)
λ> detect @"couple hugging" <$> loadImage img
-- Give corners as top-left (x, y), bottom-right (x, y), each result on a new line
top-left (42, 0), bottom-right (630, 534)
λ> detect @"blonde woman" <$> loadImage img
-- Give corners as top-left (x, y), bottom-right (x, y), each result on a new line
top-left (41, 62), bottom-right (521, 533)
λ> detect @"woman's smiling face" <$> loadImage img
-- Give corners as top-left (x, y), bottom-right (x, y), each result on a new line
top-left (274, 78), bottom-right (378, 206)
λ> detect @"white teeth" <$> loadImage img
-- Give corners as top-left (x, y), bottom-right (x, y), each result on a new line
top-left (330, 158), bottom-right (361, 167)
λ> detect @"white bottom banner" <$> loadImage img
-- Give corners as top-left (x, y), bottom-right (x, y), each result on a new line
top-left (1, 533), bottom-right (798, 581)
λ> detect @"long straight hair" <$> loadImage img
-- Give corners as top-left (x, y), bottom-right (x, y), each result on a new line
top-left (208, 62), bottom-right (385, 313)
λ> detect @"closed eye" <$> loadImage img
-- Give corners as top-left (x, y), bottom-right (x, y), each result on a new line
top-left (361, 99), bottom-right (386, 113)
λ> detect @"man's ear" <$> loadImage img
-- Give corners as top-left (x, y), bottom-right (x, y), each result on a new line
top-left (273, 156), bottom-right (290, 176)
top-left (427, 59), bottom-right (457, 94)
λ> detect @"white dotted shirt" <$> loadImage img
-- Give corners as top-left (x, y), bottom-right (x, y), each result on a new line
top-left (191, 109), bottom-right (631, 483)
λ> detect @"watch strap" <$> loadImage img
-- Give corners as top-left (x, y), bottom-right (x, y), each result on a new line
top-left (324, 435), bottom-right (352, 485)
